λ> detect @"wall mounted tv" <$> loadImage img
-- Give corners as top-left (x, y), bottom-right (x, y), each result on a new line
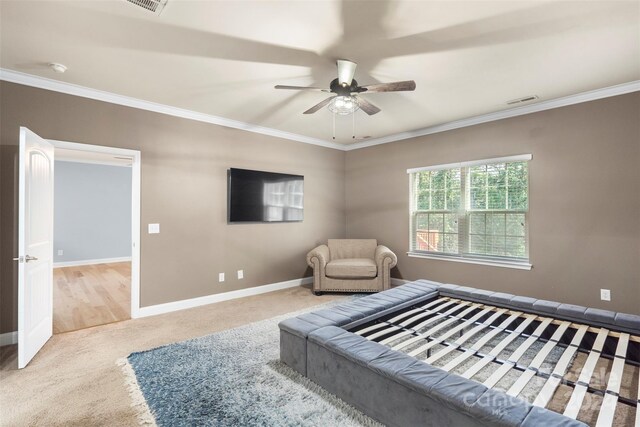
top-left (228, 168), bottom-right (304, 223)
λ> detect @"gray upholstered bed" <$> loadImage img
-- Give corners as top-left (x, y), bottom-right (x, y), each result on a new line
top-left (278, 280), bottom-right (639, 427)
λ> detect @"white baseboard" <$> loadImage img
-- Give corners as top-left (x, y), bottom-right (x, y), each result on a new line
top-left (53, 257), bottom-right (132, 268)
top-left (0, 331), bottom-right (17, 346)
top-left (0, 278), bottom-right (313, 343)
top-left (137, 277), bottom-right (314, 318)
top-left (391, 278), bottom-right (410, 287)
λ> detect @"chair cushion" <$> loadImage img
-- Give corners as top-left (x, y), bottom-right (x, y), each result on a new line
top-left (326, 258), bottom-right (377, 279)
top-left (328, 239), bottom-right (377, 260)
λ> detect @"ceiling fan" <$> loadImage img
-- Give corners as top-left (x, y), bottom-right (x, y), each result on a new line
top-left (275, 60), bottom-right (416, 115)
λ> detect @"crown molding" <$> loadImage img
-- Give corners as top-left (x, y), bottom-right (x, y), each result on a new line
top-left (343, 80), bottom-right (640, 151)
top-left (2, 68), bottom-right (638, 153)
top-left (0, 68), bottom-right (344, 151)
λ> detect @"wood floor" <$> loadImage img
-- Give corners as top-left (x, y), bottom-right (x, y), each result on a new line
top-left (53, 262), bottom-right (131, 334)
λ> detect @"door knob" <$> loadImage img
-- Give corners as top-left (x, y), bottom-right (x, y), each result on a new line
top-left (25, 255), bottom-right (38, 262)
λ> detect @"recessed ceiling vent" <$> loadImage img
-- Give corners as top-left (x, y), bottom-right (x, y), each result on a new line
top-left (507, 95), bottom-right (539, 106)
top-left (125, 0), bottom-right (167, 15)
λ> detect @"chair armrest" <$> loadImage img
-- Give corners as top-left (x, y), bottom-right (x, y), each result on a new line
top-left (307, 245), bottom-right (330, 269)
top-left (375, 245), bottom-right (397, 291)
top-left (375, 245), bottom-right (397, 270)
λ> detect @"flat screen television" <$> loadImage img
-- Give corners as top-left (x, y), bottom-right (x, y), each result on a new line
top-left (228, 168), bottom-right (304, 223)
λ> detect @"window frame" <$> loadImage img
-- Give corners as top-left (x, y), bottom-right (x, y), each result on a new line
top-left (408, 155), bottom-right (532, 270)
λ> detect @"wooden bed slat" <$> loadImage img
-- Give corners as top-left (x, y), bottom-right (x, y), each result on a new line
top-left (605, 333), bottom-right (629, 395)
top-left (506, 321), bottom-right (571, 397)
top-left (597, 394), bottom-right (620, 427)
top-left (483, 317), bottom-right (554, 388)
top-left (425, 308), bottom-right (508, 364)
top-left (380, 329), bottom-right (413, 346)
top-left (390, 298), bottom-right (452, 324)
top-left (533, 324), bottom-right (589, 408)
top-left (578, 328), bottom-right (609, 384)
top-left (595, 333), bottom-right (630, 427)
top-left (398, 300), bottom-right (459, 327)
top-left (355, 322), bottom-right (388, 336)
top-left (441, 312), bottom-right (522, 372)
top-left (357, 298), bottom-right (451, 337)
top-left (391, 302), bottom-right (476, 351)
top-left (414, 304), bottom-right (480, 337)
top-left (563, 386), bottom-right (589, 420)
top-left (366, 324), bottom-right (402, 341)
top-left (408, 306), bottom-right (492, 357)
top-left (563, 328), bottom-right (609, 419)
top-left (455, 309), bottom-right (508, 346)
top-left (461, 315), bottom-right (537, 379)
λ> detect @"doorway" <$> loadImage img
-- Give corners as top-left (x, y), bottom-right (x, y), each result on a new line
top-left (11, 129), bottom-right (141, 369)
top-left (50, 140), bottom-right (141, 331)
top-left (52, 147), bottom-right (134, 332)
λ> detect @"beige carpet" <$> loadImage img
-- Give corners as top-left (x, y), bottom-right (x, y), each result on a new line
top-left (0, 285), bottom-right (347, 426)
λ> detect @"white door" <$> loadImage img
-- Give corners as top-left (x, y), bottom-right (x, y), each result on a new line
top-left (17, 127), bottom-right (54, 369)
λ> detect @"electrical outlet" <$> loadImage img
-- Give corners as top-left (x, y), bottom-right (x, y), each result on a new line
top-left (237, 270), bottom-right (244, 279)
top-left (600, 289), bottom-right (611, 301)
top-left (57, 249), bottom-right (63, 256)
top-left (148, 223), bottom-right (160, 234)
top-left (218, 273), bottom-right (225, 282)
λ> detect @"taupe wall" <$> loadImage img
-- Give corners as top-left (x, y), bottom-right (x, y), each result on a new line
top-left (346, 93), bottom-right (640, 314)
top-left (0, 82), bottom-right (346, 333)
top-left (1, 82), bottom-right (638, 336)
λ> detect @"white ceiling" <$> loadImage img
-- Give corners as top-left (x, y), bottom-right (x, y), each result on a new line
top-left (1, 0), bottom-right (639, 144)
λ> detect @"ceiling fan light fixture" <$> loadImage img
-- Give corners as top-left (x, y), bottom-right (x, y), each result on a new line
top-left (328, 95), bottom-right (359, 115)
top-left (275, 60), bottom-right (414, 116)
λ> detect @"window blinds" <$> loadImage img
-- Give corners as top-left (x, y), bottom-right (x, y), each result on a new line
top-left (409, 155), bottom-right (530, 263)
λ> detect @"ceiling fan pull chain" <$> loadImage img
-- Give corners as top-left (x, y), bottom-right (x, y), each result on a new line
top-left (332, 112), bottom-right (336, 140)
top-left (352, 111), bottom-right (356, 139)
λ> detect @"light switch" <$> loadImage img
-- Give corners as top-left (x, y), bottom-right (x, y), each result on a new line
top-left (148, 223), bottom-right (160, 234)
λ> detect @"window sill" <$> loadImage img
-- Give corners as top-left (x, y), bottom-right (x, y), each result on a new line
top-left (407, 252), bottom-right (532, 270)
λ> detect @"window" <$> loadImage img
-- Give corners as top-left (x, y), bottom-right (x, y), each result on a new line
top-left (408, 155), bottom-right (531, 269)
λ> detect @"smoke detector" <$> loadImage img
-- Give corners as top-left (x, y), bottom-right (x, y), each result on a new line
top-left (506, 95), bottom-right (539, 106)
top-left (48, 63), bottom-right (67, 73)
top-left (125, 0), bottom-right (168, 14)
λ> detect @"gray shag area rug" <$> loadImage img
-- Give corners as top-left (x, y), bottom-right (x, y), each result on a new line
top-left (118, 301), bottom-right (382, 427)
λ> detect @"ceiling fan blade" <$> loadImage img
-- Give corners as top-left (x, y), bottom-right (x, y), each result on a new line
top-left (275, 85), bottom-right (329, 92)
top-left (360, 80), bottom-right (416, 93)
top-left (355, 97), bottom-right (381, 115)
top-left (303, 96), bottom-right (336, 114)
top-left (337, 59), bottom-right (357, 86)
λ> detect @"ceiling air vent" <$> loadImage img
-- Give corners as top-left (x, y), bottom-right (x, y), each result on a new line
top-left (125, 0), bottom-right (167, 14)
top-left (506, 95), bottom-right (539, 106)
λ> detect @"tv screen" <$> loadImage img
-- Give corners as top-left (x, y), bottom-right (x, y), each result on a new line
top-left (228, 168), bottom-right (304, 223)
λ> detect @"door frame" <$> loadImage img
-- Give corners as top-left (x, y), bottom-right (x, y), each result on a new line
top-left (49, 139), bottom-right (142, 319)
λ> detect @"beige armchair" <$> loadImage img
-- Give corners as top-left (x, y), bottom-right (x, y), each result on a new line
top-left (306, 239), bottom-right (397, 295)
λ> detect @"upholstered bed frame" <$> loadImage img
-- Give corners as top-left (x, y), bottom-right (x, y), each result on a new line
top-left (279, 280), bottom-right (639, 426)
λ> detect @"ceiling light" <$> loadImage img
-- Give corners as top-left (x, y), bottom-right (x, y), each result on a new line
top-left (48, 63), bottom-right (67, 73)
top-left (327, 96), bottom-right (359, 115)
